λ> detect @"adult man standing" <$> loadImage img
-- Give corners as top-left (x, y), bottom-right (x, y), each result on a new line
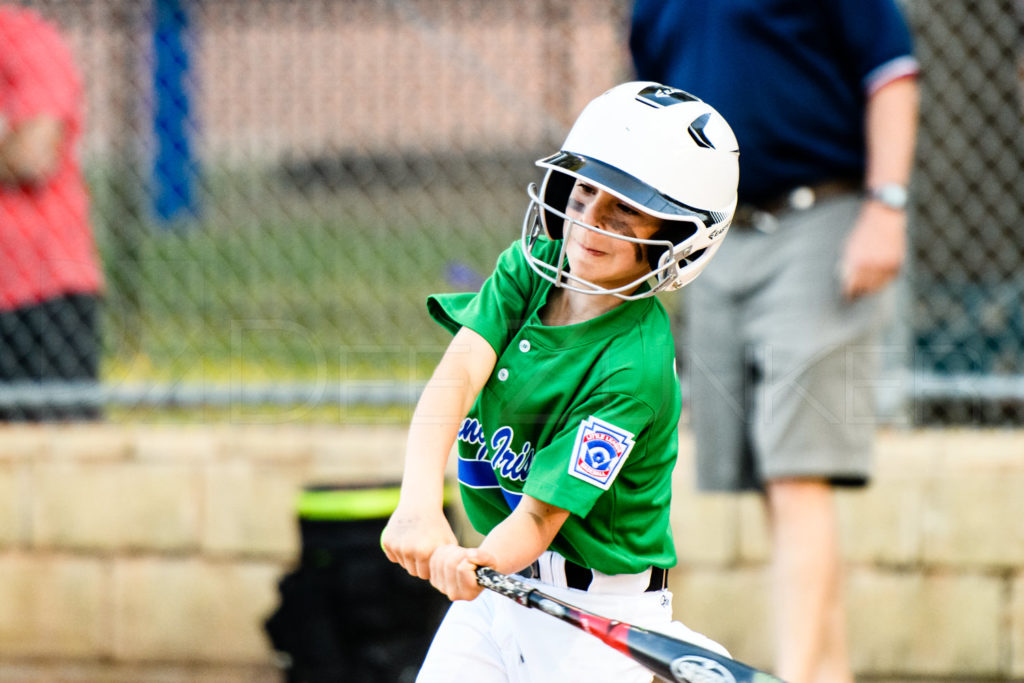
top-left (0, 5), bottom-right (104, 420)
top-left (630, 2), bottom-right (919, 681)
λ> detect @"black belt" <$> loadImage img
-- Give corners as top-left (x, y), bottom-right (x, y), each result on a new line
top-left (733, 179), bottom-right (862, 229)
top-left (517, 558), bottom-right (668, 592)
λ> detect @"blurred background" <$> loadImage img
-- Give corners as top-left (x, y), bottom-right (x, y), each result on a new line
top-left (3, 0), bottom-right (1021, 425)
top-left (1, 1), bottom-right (1023, 682)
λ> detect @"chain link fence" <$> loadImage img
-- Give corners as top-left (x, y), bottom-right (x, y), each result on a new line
top-left (903, 0), bottom-right (1024, 424)
top-left (2, 0), bottom-right (1022, 424)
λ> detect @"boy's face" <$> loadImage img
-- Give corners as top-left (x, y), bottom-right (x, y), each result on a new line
top-left (563, 179), bottom-right (663, 293)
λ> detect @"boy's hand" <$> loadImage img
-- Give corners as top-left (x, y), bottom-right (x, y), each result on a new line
top-left (380, 506), bottom-right (457, 581)
top-left (429, 546), bottom-right (496, 602)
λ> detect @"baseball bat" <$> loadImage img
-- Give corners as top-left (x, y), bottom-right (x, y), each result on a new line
top-left (475, 566), bottom-right (785, 683)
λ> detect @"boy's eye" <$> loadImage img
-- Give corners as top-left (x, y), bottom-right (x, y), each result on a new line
top-left (618, 203), bottom-right (640, 216)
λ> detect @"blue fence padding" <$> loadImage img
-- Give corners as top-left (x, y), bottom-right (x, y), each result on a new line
top-left (151, 0), bottom-right (200, 224)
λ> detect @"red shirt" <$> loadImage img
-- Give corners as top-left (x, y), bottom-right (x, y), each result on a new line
top-left (0, 6), bottom-right (102, 311)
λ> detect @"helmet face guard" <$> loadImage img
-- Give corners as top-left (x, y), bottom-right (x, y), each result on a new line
top-left (521, 181), bottom-right (721, 300)
top-left (519, 81), bottom-right (739, 300)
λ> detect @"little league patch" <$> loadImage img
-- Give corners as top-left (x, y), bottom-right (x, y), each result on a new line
top-left (568, 416), bottom-right (635, 489)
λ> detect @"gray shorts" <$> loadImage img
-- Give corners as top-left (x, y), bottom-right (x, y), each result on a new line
top-left (684, 193), bottom-right (896, 492)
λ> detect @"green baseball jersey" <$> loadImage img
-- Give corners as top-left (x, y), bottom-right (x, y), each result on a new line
top-left (428, 239), bottom-right (682, 575)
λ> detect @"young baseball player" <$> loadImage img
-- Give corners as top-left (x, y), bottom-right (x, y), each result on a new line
top-left (381, 81), bottom-right (739, 682)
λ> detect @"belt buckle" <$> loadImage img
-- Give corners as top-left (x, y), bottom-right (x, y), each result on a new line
top-left (751, 210), bottom-right (779, 234)
top-left (517, 561), bottom-right (540, 580)
top-left (751, 185), bottom-right (816, 233)
top-left (788, 185), bottom-right (816, 211)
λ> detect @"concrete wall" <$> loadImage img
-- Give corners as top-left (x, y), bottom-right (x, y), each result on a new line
top-left (0, 424), bottom-right (1021, 681)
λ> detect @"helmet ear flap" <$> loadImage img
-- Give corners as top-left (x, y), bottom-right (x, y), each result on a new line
top-left (539, 169), bottom-right (576, 240)
top-left (645, 221), bottom-right (698, 270)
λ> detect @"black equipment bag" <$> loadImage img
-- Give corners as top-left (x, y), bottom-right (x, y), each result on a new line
top-left (264, 484), bottom-right (450, 683)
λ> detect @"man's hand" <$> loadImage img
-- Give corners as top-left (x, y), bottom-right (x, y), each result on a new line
top-left (380, 505), bottom-right (457, 581)
top-left (0, 116), bottom-right (63, 185)
top-left (839, 201), bottom-right (907, 300)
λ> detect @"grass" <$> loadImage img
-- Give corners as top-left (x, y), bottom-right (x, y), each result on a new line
top-left (105, 402), bottom-right (417, 426)
top-left (92, 165), bottom-right (522, 394)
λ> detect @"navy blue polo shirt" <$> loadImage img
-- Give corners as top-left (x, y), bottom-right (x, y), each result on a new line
top-left (630, 0), bottom-right (917, 204)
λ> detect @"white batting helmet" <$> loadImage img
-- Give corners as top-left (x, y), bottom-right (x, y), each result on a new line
top-left (521, 81), bottom-right (739, 299)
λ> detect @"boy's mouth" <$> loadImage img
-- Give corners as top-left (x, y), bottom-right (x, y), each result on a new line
top-left (573, 237), bottom-right (606, 257)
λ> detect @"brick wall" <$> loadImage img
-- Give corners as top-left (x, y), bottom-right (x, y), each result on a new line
top-left (0, 424), bottom-right (1021, 681)
top-left (671, 429), bottom-right (1024, 679)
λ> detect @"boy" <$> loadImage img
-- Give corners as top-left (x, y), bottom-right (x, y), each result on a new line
top-left (381, 81), bottom-right (739, 682)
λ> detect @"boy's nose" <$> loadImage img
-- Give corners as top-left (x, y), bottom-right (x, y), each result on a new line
top-left (580, 193), bottom-right (614, 230)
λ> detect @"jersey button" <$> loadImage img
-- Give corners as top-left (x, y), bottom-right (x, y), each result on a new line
top-left (518, 340), bottom-right (531, 353)
top-left (497, 368), bottom-right (509, 381)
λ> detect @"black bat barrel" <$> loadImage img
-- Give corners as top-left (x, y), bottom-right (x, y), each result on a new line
top-left (263, 483), bottom-right (451, 683)
top-left (624, 627), bottom-right (783, 683)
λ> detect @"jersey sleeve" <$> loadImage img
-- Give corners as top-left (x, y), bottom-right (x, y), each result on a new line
top-left (523, 392), bottom-right (656, 518)
top-left (427, 242), bottom-right (534, 355)
top-left (0, 11), bottom-right (80, 126)
top-left (828, 0), bottom-right (918, 93)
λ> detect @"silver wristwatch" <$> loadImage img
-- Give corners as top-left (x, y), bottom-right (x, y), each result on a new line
top-left (866, 183), bottom-right (908, 210)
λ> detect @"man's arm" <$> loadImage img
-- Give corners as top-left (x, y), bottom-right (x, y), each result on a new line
top-left (381, 325), bottom-right (498, 580)
top-left (840, 76), bottom-right (920, 299)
